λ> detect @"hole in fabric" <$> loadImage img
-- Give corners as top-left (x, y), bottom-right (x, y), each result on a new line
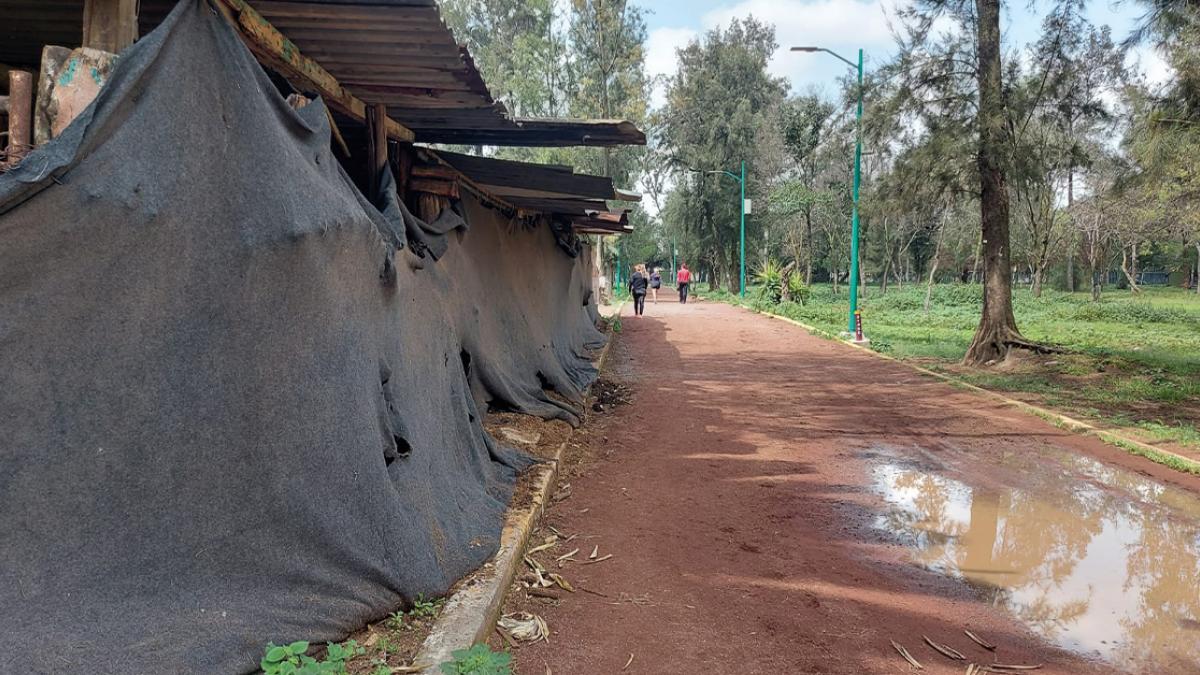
top-left (385, 434), bottom-right (413, 466)
top-left (460, 350), bottom-right (472, 379)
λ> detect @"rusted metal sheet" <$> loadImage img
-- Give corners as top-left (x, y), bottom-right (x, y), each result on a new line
top-left (4, 69), bottom-right (34, 166)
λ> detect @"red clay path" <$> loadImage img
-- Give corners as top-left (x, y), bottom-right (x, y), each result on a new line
top-left (506, 299), bottom-right (1200, 674)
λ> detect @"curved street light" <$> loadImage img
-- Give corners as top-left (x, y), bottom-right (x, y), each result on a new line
top-left (792, 46), bottom-right (864, 336)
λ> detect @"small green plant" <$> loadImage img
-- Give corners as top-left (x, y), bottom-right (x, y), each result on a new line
top-left (439, 644), bottom-right (512, 675)
top-left (787, 275), bottom-right (811, 305)
top-left (385, 610), bottom-right (406, 630)
top-left (754, 260), bottom-right (785, 304)
top-left (260, 640), bottom-right (364, 675)
top-left (410, 595), bottom-right (444, 619)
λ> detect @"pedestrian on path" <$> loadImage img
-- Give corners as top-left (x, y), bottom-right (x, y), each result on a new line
top-left (677, 263), bottom-right (691, 303)
top-left (629, 264), bottom-right (649, 317)
top-left (650, 268), bottom-right (662, 304)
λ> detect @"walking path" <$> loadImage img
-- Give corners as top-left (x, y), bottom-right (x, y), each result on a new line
top-left (505, 300), bottom-right (1200, 674)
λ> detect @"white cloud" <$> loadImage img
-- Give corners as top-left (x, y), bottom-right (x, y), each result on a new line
top-left (644, 0), bottom-right (902, 107)
top-left (645, 26), bottom-right (699, 107)
top-left (1127, 45), bottom-right (1174, 89)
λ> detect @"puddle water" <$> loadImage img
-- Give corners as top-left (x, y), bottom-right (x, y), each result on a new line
top-left (871, 449), bottom-right (1200, 672)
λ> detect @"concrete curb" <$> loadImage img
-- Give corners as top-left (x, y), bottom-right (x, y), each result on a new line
top-left (413, 324), bottom-right (619, 673)
top-left (739, 303), bottom-right (1200, 475)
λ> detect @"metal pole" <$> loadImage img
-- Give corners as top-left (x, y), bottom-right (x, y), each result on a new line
top-left (739, 160), bottom-right (747, 299)
top-left (672, 239), bottom-right (677, 283)
top-left (847, 48), bottom-right (863, 334)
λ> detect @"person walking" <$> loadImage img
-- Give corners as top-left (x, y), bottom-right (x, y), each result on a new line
top-left (650, 268), bottom-right (662, 304)
top-left (629, 264), bottom-right (649, 317)
top-left (677, 263), bottom-right (692, 304)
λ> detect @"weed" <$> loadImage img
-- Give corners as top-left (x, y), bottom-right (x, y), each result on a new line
top-left (410, 595), bottom-right (444, 619)
top-left (384, 611), bottom-right (406, 631)
top-left (439, 644), bottom-right (512, 675)
top-left (260, 640), bottom-right (364, 675)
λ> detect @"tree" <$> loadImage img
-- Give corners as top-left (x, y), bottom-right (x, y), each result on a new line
top-left (660, 18), bottom-right (787, 289)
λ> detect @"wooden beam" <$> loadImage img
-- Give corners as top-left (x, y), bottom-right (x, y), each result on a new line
top-left (82, 0), bottom-right (139, 53)
top-left (410, 178), bottom-right (459, 199)
top-left (4, 70), bottom-right (33, 166)
top-left (213, 0), bottom-right (414, 143)
top-left (367, 102), bottom-right (388, 200)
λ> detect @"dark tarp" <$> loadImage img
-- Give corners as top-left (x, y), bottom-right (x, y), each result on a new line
top-left (0, 1), bottom-right (605, 672)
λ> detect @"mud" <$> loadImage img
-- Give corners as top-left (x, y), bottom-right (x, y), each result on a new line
top-left (871, 445), bottom-right (1200, 671)
top-left (499, 302), bottom-right (1200, 674)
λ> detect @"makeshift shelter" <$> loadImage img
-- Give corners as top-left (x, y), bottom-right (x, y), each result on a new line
top-left (0, 1), bottom-right (640, 672)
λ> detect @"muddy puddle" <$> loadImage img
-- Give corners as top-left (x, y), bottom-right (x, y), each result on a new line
top-left (869, 447), bottom-right (1200, 672)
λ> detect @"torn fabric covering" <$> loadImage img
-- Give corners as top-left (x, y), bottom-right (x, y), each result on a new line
top-left (0, 1), bottom-right (604, 673)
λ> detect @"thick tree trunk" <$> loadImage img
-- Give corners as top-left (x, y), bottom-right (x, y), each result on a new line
top-left (964, 0), bottom-right (1026, 366)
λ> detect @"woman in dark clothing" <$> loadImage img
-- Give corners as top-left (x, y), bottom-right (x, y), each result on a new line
top-left (649, 268), bottom-right (663, 304)
top-left (629, 264), bottom-right (649, 317)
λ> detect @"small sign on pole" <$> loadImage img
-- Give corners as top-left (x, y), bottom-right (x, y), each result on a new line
top-left (743, 198), bottom-right (752, 215)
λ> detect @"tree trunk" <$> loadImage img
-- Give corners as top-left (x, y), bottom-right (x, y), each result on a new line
top-left (1195, 241), bottom-right (1199, 294)
top-left (1121, 244), bottom-right (1142, 294)
top-left (804, 209), bottom-right (814, 285)
top-left (964, 0), bottom-right (1026, 366)
top-left (1090, 255), bottom-right (1101, 301)
top-left (1066, 166), bottom-right (1075, 293)
top-left (924, 226), bottom-right (944, 314)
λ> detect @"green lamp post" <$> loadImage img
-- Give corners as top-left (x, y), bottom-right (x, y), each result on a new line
top-left (691, 163), bottom-right (748, 298)
top-left (793, 46), bottom-right (864, 334)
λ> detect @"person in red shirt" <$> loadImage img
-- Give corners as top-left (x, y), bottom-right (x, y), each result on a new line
top-left (676, 263), bottom-right (692, 303)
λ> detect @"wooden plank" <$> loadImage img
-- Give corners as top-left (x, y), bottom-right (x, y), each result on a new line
top-left (82, 0), bottom-right (138, 53)
top-left (367, 102), bottom-right (388, 200)
top-left (213, 0), bottom-right (414, 143)
top-left (411, 164), bottom-right (459, 181)
top-left (410, 178), bottom-right (459, 199)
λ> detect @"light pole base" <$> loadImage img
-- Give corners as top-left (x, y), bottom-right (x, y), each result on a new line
top-left (840, 331), bottom-right (870, 346)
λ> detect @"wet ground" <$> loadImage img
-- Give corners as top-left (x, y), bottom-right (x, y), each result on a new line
top-left (501, 301), bottom-right (1200, 674)
top-left (870, 444), bottom-right (1200, 671)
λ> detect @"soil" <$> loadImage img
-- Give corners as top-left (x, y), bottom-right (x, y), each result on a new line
top-left (493, 301), bottom-right (1200, 675)
top-left (338, 395), bottom-right (588, 672)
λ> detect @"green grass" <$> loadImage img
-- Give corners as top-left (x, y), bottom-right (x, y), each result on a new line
top-left (709, 283), bottom-right (1200, 455)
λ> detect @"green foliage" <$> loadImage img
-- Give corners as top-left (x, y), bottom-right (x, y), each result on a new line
top-left (754, 260), bottom-right (785, 304)
top-left (410, 595), bottom-right (445, 619)
top-left (261, 641), bottom-right (364, 675)
top-left (439, 644), bottom-right (512, 675)
top-left (788, 275), bottom-right (811, 305)
top-left (384, 611), bottom-right (405, 631)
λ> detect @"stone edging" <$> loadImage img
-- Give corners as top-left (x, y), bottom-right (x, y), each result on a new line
top-left (741, 304), bottom-right (1200, 475)
top-left (413, 322), bottom-right (619, 673)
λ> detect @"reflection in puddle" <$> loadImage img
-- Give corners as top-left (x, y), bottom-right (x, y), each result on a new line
top-left (871, 450), bottom-right (1200, 672)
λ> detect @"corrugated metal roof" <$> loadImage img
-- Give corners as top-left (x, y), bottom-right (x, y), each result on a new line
top-left (0, 0), bottom-right (643, 146)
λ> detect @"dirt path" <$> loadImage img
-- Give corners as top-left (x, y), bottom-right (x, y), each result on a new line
top-left (502, 300), bottom-right (1200, 674)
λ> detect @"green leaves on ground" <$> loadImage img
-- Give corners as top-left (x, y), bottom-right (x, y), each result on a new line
top-left (261, 640), bottom-right (364, 675)
top-left (439, 644), bottom-right (512, 675)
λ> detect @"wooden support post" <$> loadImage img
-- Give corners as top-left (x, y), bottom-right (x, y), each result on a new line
top-left (5, 70), bottom-right (33, 166)
top-left (82, 0), bottom-right (139, 53)
top-left (395, 143), bottom-right (412, 202)
top-left (367, 102), bottom-right (388, 201)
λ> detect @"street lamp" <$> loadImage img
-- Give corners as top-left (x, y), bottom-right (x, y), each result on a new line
top-left (793, 45), bottom-right (864, 336)
top-left (689, 162), bottom-right (748, 298)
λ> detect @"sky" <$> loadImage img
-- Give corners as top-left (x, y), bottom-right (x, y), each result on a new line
top-left (636, 0), bottom-right (1172, 108)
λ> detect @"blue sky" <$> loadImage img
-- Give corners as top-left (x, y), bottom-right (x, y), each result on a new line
top-left (635, 0), bottom-right (1171, 106)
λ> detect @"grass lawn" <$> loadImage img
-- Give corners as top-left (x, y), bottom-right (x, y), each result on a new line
top-left (705, 283), bottom-right (1200, 455)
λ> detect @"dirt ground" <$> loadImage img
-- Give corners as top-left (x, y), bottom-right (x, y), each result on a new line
top-left (496, 300), bottom-right (1200, 675)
